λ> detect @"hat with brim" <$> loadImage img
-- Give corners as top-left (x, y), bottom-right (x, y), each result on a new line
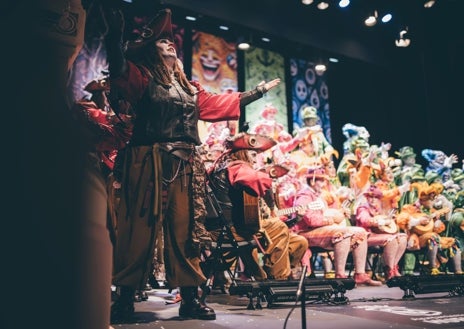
top-left (454, 174), bottom-right (464, 183)
top-left (260, 164), bottom-right (290, 179)
top-left (395, 146), bottom-right (416, 159)
top-left (301, 106), bottom-right (318, 120)
top-left (363, 185), bottom-right (383, 198)
top-left (350, 138), bottom-right (370, 152)
top-left (224, 132), bottom-right (276, 153)
top-left (261, 104), bottom-right (278, 119)
top-left (409, 169), bottom-right (425, 182)
top-left (425, 171), bottom-right (441, 184)
top-left (306, 167), bottom-right (329, 182)
top-left (125, 8), bottom-right (174, 58)
top-left (451, 169), bottom-right (464, 183)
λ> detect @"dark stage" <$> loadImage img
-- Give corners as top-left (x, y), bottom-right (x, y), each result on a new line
top-left (112, 275), bottom-right (464, 329)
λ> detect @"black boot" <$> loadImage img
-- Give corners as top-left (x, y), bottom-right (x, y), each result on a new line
top-left (111, 286), bottom-right (135, 324)
top-left (134, 290), bottom-right (148, 302)
top-left (179, 286), bottom-right (216, 320)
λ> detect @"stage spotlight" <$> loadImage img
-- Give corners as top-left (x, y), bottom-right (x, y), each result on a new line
top-left (381, 13), bottom-right (392, 23)
top-left (339, 0), bottom-right (350, 8)
top-left (315, 63), bottom-right (327, 73)
top-left (395, 27), bottom-right (411, 47)
top-left (317, 1), bottom-right (329, 10)
top-left (424, 0), bottom-right (436, 8)
top-left (364, 11), bottom-right (378, 27)
top-left (237, 36), bottom-right (251, 50)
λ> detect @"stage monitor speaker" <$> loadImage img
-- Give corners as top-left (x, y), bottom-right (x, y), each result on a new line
top-left (229, 278), bottom-right (355, 308)
top-left (265, 284), bottom-right (333, 307)
top-left (386, 274), bottom-right (464, 299)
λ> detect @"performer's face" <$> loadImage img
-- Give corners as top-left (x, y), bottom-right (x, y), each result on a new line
top-left (367, 195), bottom-right (381, 208)
top-left (156, 38), bottom-right (177, 60)
top-left (248, 151), bottom-right (258, 166)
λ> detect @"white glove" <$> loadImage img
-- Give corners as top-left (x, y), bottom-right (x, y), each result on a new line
top-left (443, 179), bottom-right (454, 188)
top-left (408, 217), bottom-right (422, 229)
top-left (296, 127), bottom-right (311, 141)
top-left (390, 159), bottom-right (402, 167)
top-left (443, 154), bottom-right (458, 168)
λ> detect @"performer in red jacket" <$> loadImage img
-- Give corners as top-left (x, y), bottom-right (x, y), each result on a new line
top-left (102, 7), bottom-right (280, 323)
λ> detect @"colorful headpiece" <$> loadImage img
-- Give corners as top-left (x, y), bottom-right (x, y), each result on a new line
top-left (363, 185), bottom-right (383, 198)
top-left (306, 166), bottom-right (329, 183)
top-left (301, 106), bottom-right (318, 120)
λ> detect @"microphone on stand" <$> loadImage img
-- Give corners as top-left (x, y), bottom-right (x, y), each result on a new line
top-left (296, 265), bottom-right (308, 329)
top-left (296, 265), bottom-right (308, 299)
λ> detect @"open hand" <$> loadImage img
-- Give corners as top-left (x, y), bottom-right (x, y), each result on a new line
top-left (257, 78), bottom-right (281, 93)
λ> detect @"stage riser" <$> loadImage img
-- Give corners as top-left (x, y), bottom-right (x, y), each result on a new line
top-left (227, 275), bottom-right (464, 306)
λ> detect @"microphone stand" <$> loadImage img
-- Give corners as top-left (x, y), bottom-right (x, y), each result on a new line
top-left (296, 265), bottom-right (308, 329)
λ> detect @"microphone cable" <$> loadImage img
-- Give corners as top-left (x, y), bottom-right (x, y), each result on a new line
top-left (283, 265), bottom-right (308, 329)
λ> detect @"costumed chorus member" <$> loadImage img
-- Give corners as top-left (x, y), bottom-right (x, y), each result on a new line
top-left (292, 167), bottom-right (382, 286)
top-left (355, 186), bottom-right (407, 280)
top-left (207, 133), bottom-right (308, 282)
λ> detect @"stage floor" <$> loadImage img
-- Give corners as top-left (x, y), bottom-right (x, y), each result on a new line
top-left (112, 276), bottom-right (464, 329)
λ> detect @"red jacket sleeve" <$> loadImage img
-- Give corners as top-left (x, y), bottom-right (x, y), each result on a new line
top-left (190, 80), bottom-right (241, 122)
top-left (227, 161), bottom-right (272, 197)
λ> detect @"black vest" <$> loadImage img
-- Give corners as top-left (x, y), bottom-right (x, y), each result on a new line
top-left (130, 78), bottom-right (201, 145)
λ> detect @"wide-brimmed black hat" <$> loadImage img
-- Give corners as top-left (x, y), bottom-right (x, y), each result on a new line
top-left (125, 8), bottom-right (173, 57)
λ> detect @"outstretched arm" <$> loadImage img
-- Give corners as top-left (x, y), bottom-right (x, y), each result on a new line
top-left (101, 7), bottom-right (127, 78)
top-left (193, 78), bottom-right (281, 122)
top-left (239, 78), bottom-right (281, 107)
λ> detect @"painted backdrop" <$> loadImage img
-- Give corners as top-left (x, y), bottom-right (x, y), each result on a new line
top-left (290, 58), bottom-right (331, 143)
top-left (244, 47), bottom-right (288, 137)
top-left (191, 30), bottom-right (238, 140)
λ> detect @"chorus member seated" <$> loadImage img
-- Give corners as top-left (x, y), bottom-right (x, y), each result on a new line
top-left (207, 133), bottom-right (307, 281)
top-left (396, 182), bottom-right (461, 275)
top-left (258, 166), bottom-right (311, 279)
top-left (291, 167), bottom-right (382, 286)
top-left (355, 186), bottom-right (407, 280)
top-left (449, 191), bottom-right (464, 274)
